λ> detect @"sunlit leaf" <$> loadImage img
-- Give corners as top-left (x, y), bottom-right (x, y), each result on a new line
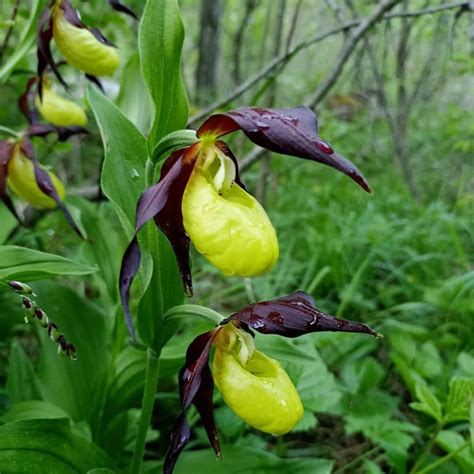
top-left (0, 419), bottom-right (116, 473)
top-left (0, 246), bottom-right (96, 281)
top-left (139, 0), bottom-right (189, 148)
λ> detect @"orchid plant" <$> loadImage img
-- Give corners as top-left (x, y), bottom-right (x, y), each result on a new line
top-left (0, 1), bottom-right (383, 473)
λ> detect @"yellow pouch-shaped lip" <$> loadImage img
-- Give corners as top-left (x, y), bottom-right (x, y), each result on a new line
top-left (213, 344), bottom-right (303, 434)
top-left (182, 167), bottom-right (279, 277)
top-left (52, 7), bottom-right (119, 77)
top-left (36, 87), bottom-right (87, 127)
top-left (7, 148), bottom-right (65, 209)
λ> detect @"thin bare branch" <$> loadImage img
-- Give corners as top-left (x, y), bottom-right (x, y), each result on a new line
top-left (307, 0), bottom-right (402, 108)
top-left (384, 0), bottom-right (469, 18)
top-left (232, 0), bottom-right (260, 85)
top-left (325, 0), bottom-right (347, 28)
top-left (285, 0), bottom-right (304, 52)
top-left (188, 0), bottom-right (468, 128)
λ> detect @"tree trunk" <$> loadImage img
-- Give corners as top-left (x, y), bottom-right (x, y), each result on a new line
top-left (195, 0), bottom-right (223, 106)
top-left (257, 0), bottom-right (286, 205)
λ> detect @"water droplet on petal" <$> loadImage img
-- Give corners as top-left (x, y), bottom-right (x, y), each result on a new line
top-left (316, 139), bottom-right (334, 154)
top-left (255, 121), bottom-right (270, 130)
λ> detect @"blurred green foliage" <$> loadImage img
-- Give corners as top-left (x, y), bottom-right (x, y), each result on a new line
top-left (0, 0), bottom-right (472, 473)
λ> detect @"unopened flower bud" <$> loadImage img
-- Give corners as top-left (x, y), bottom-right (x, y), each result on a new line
top-left (35, 308), bottom-right (49, 328)
top-left (35, 87), bottom-right (87, 127)
top-left (52, 3), bottom-right (120, 77)
top-left (47, 322), bottom-right (60, 342)
top-left (8, 146), bottom-right (65, 209)
top-left (9, 281), bottom-right (34, 295)
top-left (21, 296), bottom-right (36, 323)
top-left (66, 343), bottom-right (77, 360)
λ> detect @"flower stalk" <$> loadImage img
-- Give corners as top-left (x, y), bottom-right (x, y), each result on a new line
top-left (8, 280), bottom-right (77, 359)
top-left (130, 347), bottom-right (161, 474)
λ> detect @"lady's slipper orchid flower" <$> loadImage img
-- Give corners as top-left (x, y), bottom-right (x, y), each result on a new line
top-left (36, 0), bottom-right (135, 93)
top-left (0, 130), bottom-right (83, 236)
top-left (19, 76), bottom-right (88, 129)
top-left (119, 106), bottom-right (370, 337)
top-left (35, 85), bottom-right (87, 127)
top-left (164, 291), bottom-right (381, 473)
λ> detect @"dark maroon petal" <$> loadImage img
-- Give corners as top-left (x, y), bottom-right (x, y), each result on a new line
top-left (85, 74), bottom-right (105, 92)
top-left (18, 78), bottom-right (40, 124)
top-left (26, 124), bottom-right (89, 141)
top-left (107, 0), bottom-right (138, 20)
top-left (0, 141), bottom-right (20, 221)
top-left (215, 141), bottom-right (246, 190)
top-left (164, 330), bottom-right (221, 474)
top-left (198, 107), bottom-right (370, 192)
top-left (37, 7), bottom-right (68, 96)
top-left (118, 237), bottom-right (140, 339)
top-left (152, 145), bottom-right (200, 296)
top-left (180, 330), bottom-right (217, 408)
top-left (118, 145), bottom-right (199, 337)
top-left (222, 291), bottom-right (381, 338)
top-left (20, 140), bottom-right (84, 238)
top-left (61, 0), bottom-right (116, 47)
top-left (193, 362), bottom-right (221, 459)
top-left (60, 0), bottom-right (83, 27)
top-left (164, 413), bottom-right (191, 474)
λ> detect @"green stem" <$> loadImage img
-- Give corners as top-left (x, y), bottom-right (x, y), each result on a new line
top-left (409, 424), bottom-right (442, 474)
top-left (130, 347), bottom-right (161, 474)
top-left (0, 125), bottom-right (20, 138)
top-left (163, 304), bottom-right (224, 325)
top-left (334, 446), bottom-right (382, 473)
top-left (417, 441), bottom-right (470, 474)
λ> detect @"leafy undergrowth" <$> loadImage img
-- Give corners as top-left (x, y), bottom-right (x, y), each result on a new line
top-left (0, 106), bottom-right (472, 473)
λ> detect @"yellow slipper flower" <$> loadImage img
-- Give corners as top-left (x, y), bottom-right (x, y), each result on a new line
top-left (163, 291), bottom-right (381, 473)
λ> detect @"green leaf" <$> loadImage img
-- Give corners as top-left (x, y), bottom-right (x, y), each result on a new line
top-left (172, 445), bottom-right (333, 474)
top-left (0, 0), bottom-right (42, 82)
top-left (71, 198), bottom-right (123, 301)
top-left (0, 203), bottom-right (17, 244)
top-left (116, 52), bottom-right (153, 133)
top-left (0, 246), bottom-right (96, 281)
top-left (6, 340), bottom-right (43, 403)
top-left (391, 352), bottom-right (427, 397)
top-left (413, 342), bottom-right (442, 379)
top-left (1, 400), bottom-right (70, 424)
top-left (136, 229), bottom-right (184, 351)
top-left (106, 346), bottom-right (147, 415)
top-left (138, 0), bottom-right (189, 148)
top-left (410, 382), bottom-right (443, 422)
top-left (445, 378), bottom-right (474, 423)
top-left (364, 460), bottom-right (384, 474)
top-left (88, 470), bottom-right (116, 474)
top-left (33, 282), bottom-right (111, 436)
top-left (152, 129), bottom-right (197, 163)
top-left (436, 431), bottom-right (474, 473)
top-left (341, 356), bottom-right (385, 394)
top-left (0, 419), bottom-right (116, 473)
top-left (87, 84), bottom-right (148, 234)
